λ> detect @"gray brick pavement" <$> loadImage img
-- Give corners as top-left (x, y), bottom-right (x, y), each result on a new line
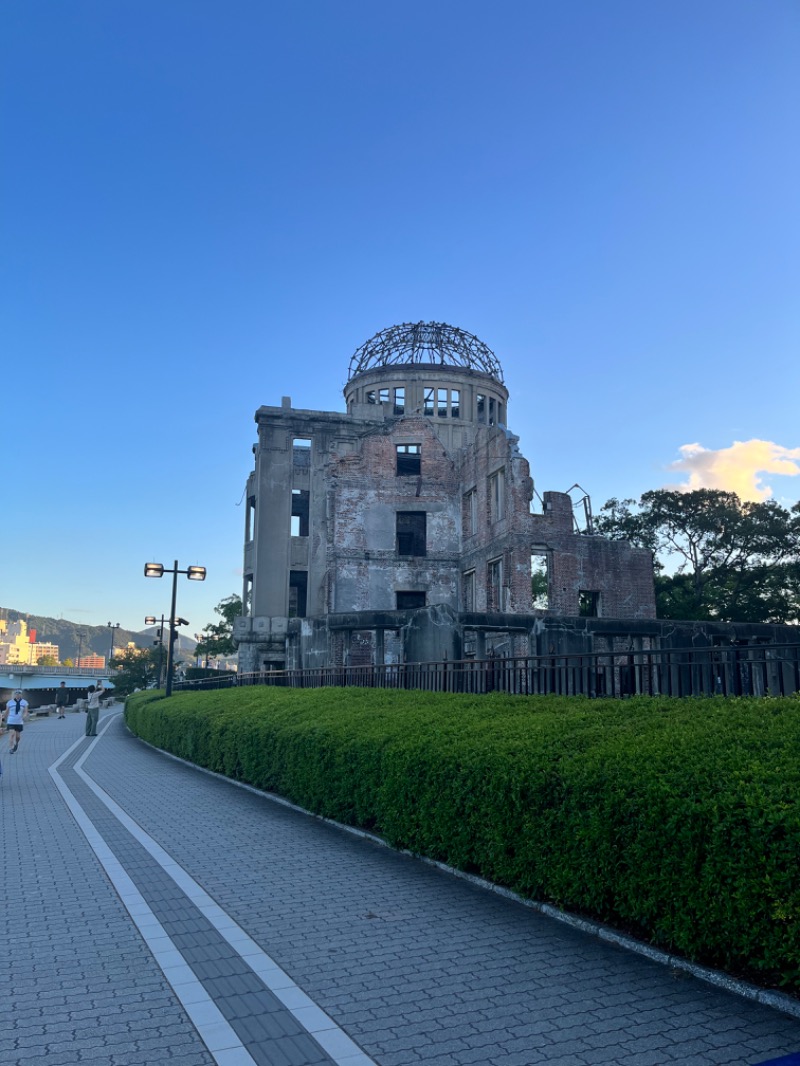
top-left (0, 711), bottom-right (215, 1066)
top-left (54, 742), bottom-right (340, 1066)
top-left (4, 706), bottom-right (800, 1064)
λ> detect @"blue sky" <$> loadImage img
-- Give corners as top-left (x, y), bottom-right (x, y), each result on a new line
top-left (2, 1), bottom-right (799, 634)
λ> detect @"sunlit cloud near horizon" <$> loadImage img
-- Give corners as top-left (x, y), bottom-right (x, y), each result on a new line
top-left (666, 440), bottom-right (800, 502)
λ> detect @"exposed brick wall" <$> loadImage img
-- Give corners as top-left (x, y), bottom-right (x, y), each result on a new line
top-left (532, 492), bottom-right (655, 619)
top-left (240, 370), bottom-right (656, 670)
top-left (326, 419), bottom-right (462, 612)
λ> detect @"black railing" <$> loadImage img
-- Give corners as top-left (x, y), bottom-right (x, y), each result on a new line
top-left (173, 642), bottom-right (800, 699)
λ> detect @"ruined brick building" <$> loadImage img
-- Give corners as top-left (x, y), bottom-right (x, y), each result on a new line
top-left (234, 322), bottom-right (667, 672)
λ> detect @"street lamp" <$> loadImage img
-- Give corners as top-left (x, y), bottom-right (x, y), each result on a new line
top-left (143, 560), bottom-right (206, 696)
top-left (107, 622), bottom-right (120, 665)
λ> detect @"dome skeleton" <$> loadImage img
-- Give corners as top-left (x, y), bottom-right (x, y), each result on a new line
top-left (348, 321), bottom-right (504, 384)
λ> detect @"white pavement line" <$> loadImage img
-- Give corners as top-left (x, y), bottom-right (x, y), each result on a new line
top-left (69, 711), bottom-right (378, 1066)
top-left (137, 717), bottom-right (800, 1026)
top-left (49, 722), bottom-right (259, 1066)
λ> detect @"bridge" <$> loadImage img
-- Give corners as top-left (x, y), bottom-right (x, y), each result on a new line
top-left (1, 664), bottom-right (115, 707)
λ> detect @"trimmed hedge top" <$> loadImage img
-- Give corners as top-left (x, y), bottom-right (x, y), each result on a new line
top-left (125, 687), bottom-right (800, 991)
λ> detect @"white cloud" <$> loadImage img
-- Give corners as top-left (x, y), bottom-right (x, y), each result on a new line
top-left (667, 440), bottom-right (800, 501)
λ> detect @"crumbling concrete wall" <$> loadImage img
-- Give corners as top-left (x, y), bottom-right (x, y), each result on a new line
top-left (237, 363), bottom-right (657, 671)
top-left (530, 491), bottom-right (656, 619)
top-left (327, 417), bottom-right (461, 612)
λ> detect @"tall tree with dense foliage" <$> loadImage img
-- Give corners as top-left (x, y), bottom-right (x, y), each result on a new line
top-left (194, 594), bottom-right (242, 662)
top-left (596, 489), bottom-right (800, 622)
top-left (110, 646), bottom-right (162, 696)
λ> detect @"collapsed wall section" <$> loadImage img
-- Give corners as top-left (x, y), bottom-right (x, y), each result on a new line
top-left (530, 492), bottom-right (657, 620)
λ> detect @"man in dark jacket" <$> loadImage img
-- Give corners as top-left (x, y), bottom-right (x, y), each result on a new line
top-left (55, 682), bottom-right (69, 718)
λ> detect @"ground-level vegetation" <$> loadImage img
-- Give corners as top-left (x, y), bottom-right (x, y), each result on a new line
top-left (125, 687), bottom-right (800, 993)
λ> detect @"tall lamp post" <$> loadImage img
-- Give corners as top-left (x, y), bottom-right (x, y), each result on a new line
top-left (144, 560), bottom-right (206, 697)
top-left (107, 622), bottom-right (120, 666)
top-left (76, 632), bottom-right (84, 670)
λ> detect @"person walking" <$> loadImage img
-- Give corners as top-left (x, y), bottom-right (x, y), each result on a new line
top-left (55, 681), bottom-right (69, 718)
top-left (3, 690), bottom-right (30, 753)
top-left (85, 682), bottom-right (103, 737)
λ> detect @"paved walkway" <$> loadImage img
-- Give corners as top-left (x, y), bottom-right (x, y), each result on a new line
top-left (3, 704), bottom-right (800, 1066)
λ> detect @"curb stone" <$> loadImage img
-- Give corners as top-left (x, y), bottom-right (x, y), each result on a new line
top-left (126, 721), bottom-right (800, 1025)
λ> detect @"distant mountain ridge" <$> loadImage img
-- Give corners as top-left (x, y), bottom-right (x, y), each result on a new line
top-left (0, 607), bottom-right (197, 663)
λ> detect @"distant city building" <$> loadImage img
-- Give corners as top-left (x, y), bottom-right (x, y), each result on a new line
top-left (0, 618), bottom-right (60, 664)
top-left (77, 653), bottom-right (106, 669)
top-left (0, 618), bottom-right (36, 665)
top-left (0, 643), bottom-right (22, 665)
top-left (29, 641), bottom-right (60, 664)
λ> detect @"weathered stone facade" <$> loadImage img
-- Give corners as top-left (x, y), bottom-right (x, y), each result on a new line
top-left (236, 325), bottom-right (657, 671)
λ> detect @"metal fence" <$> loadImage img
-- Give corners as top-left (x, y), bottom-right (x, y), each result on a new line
top-left (174, 642), bottom-right (800, 699)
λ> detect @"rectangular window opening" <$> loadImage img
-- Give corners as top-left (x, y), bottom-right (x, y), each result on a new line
top-left (488, 469), bottom-right (505, 523)
top-left (393, 387), bottom-right (405, 415)
top-left (477, 394), bottom-right (486, 423)
top-left (292, 438), bottom-right (311, 468)
top-left (488, 558), bottom-right (503, 611)
top-left (396, 511), bottom-right (427, 557)
top-left (579, 590), bottom-right (600, 617)
top-left (378, 388), bottom-right (390, 404)
top-left (488, 397), bottom-right (496, 426)
top-left (289, 571), bottom-right (308, 618)
top-left (437, 388), bottom-right (448, 417)
top-left (291, 488), bottom-right (309, 537)
top-left (396, 591), bottom-right (426, 610)
top-left (451, 390), bottom-right (460, 418)
top-left (423, 388), bottom-right (435, 417)
top-left (463, 570), bottom-right (476, 611)
top-left (462, 488), bottom-right (478, 537)
top-left (396, 443), bottom-right (421, 476)
top-left (366, 391), bottom-right (377, 404)
top-left (531, 551), bottom-right (549, 609)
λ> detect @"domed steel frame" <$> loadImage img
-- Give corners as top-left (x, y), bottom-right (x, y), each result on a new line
top-left (348, 322), bottom-right (504, 384)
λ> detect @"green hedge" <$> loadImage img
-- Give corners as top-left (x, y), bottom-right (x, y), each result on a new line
top-left (124, 687), bottom-right (800, 990)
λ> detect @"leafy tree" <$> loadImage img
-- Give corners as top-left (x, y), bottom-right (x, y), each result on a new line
top-left (110, 646), bottom-right (162, 696)
top-left (596, 489), bottom-right (800, 623)
top-left (195, 594), bottom-right (242, 661)
top-left (37, 655), bottom-right (58, 666)
top-left (531, 568), bottom-right (548, 609)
